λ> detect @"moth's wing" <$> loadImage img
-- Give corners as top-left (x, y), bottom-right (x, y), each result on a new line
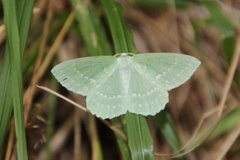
top-left (127, 65), bottom-right (169, 116)
top-left (51, 56), bottom-right (116, 96)
top-left (132, 53), bottom-right (201, 90)
top-left (86, 68), bottom-right (127, 119)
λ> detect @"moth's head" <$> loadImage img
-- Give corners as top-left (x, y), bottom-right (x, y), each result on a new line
top-left (114, 53), bottom-right (135, 58)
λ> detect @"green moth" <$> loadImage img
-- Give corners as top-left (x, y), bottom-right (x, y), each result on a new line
top-left (51, 53), bottom-right (200, 119)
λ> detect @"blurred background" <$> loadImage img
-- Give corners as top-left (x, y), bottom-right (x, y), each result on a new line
top-left (1, 0), bottom-right (240, 159)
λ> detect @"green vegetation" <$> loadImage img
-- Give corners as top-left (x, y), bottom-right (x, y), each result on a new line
top-left (0, 0), bottom-right (239, 159)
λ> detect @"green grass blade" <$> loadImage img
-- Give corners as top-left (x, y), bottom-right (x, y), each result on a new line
top-left (101, 0), bottom-right (137, 53)
top-left (17, 0), bottom-right (35, 56)
top-left (1, 0), bottom-right (34, 158)
top-left (153, 110), bottom-right (186, 160)
top-left (0, 53), bottom-right (12, 155)
top-left (111, 118), bottom-right (131, 160)
top-left (209, 108), bottom-right (240, 139)
top-left (126, 113), bottom-right (154, 160)
top-left (101, 0), bottom-right (154, 159)
top-left (3, 0), bottom-right (27, 159)
top-left (200, 1), bottom-right (235, 63)
top-left (71, 0), bottom-right (111, 56)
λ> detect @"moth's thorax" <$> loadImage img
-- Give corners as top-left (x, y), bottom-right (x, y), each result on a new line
top-left (117, 54), bottom-right (132, 69)
top-left (117, 54), bottom-right (133, 93)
